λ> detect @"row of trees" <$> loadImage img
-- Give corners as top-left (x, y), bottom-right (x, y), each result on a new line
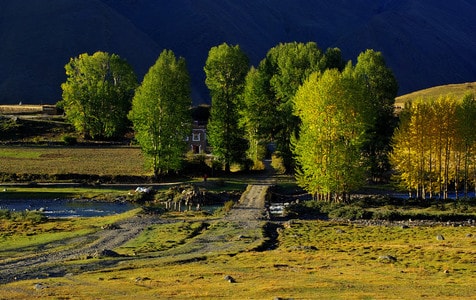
top-left (59, 43), bottom-right (398, 193)
top-left (207, 42), bottom-right (397, 183)
top-left (60, 50), bottom-right (191, 178)
top-left (292, 53), bottom-right (397, 202)
top-left (391, 95), bottom-right (476, 200)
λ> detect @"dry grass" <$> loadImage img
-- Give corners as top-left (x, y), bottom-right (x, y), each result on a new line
top-left (0, 104), bottom-right (44, 114)
top-left (1, 218), bottom-right (474, 299)
top-left (0, 146), bottom-right (149, 177)
top-left (395, 81), bottom-right (476, 106)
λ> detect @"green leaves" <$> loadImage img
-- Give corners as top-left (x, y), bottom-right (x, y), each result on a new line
top-left (204, 43), bottom-right (249, 172)
top-left (293, 65), bottom-right (376, 201)
top-left (60, 51), bottom-right (137, 139)
top-left (129, 50), bottom-right (192, 177)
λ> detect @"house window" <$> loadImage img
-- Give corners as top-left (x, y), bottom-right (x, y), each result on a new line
top-left (192, 132), bottom-right (200, 141)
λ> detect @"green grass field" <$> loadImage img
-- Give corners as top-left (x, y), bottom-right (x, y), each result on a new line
top-left (0, 145), bottom-right (149, 177)
top-left (1, 211), bottom-right (474, 299)
top-left (1, 82), bottom-right (476, 298)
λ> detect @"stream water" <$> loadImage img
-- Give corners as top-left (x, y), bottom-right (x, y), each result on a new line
top-left (0, 199), bottom-right (224, 218)
top-left (0, 199), bottom-right (138, 218)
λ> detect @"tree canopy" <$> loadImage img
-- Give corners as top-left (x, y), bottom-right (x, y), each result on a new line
top-left (292, 64), bottom-right (375, 202)
top-left (240, 42), bottom-right (345, 171)
top-left (128, 50), bottom-right (192, 178)
top-left (60, 51), bottom-right (137, 139)
top-left (354, 50), bottom-right (398, 181)
top-left (204, 43), bottom-right (249, 173)
top-left (390, 93), bottom-right (476, 199)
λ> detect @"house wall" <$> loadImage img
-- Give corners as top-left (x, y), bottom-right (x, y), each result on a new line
top-left (188, 125), bottom-right (207, 154)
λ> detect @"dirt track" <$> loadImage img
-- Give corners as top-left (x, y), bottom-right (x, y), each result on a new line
top-left (0, 215), bottom-right (168, 284)
top-left (0, 184), bottom-right (273, 285)
top-left (0, 160), bottom-right (276, 284)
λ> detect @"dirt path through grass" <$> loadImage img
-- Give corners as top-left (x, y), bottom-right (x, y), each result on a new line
top-left (0, 163), bottom-right (276, 284)
top-left (0, 215), bottom-right (167, 284)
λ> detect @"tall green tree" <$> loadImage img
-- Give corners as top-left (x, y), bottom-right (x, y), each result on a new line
top-left (241, 42), bottom-right (345, 172)
top-left (60, 51), bottom-right (137, 139)
top-left (293, 65), bottom-right (372, 202)
top-left (128, 50), bottom-right (192, 178)
top-left (354, 49), bottom-right (398, 182)
top-left (240, 65), bottom-right (274, 168)
top-left (265, 42), bottom-right (325, 170)
top-left (204, 43), bottom-right (249, 173)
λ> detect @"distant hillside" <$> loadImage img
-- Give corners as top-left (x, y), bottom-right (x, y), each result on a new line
top-left (395, 82), bottom-right (476, 106)
top-left (1, 0), bottom-right (475, 105)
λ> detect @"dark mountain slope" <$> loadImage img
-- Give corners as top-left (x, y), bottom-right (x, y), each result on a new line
top-left (0, 0), bottom-right (159, 104)
top-left (0, 0), bottom-right (475, 105)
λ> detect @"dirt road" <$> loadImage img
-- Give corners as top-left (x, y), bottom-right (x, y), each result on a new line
top-left (0, 215), bottom-right (169, 284)
top-left (0, 182), bottom-right (273, 284)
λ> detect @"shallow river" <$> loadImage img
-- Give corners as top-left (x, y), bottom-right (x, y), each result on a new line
top-left (0, 199), bottom-right (223, 218)
top-left (0, 199), bottom-right (138, 218)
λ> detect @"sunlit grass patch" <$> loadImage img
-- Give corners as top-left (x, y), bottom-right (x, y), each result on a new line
top-left (0, 209), bottom-right (140, 260)
top-left (116, 221), bottom-right (208, 255)
top-left (278, 220), bottom-right (476, 272)
top-left (0, 145), bottom-right (147, 177)
top-left (1, 216), bottom-right (475, 299)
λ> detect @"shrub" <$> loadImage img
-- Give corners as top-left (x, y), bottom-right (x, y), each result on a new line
top-left (0, 209), bottom-right (11, 220)
top-left (372, 210), bottom-right (403, 221)
top-left (223, 200), bottom-right (235, 213)
top-left (328, 205), bottom-right (369, 220)
top-left (271, 151), bottom-right (286, 174)
top-left (23, 211), bottom-right (47, 224)
top-left (62, 134), bottom-right (77, 145)
top-left (5, 210), bottom-right (47, 224)
top-left (141, 204), bottom-right (167, 215)
top-left (211, 159), bottom-right (223, 172)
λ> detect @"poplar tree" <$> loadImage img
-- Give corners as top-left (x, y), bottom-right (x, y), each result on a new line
top-left (60, 51), bottom-right (137, 139)
top-left (455, 93), bottom-right (476, 196)
top-left (293, 65), bottom-right (372, 202)
top-left (204, 43), bottom-right (249, 173)
top-left (390, 95), bottom-right (476, 200)
top-left (354, 50), bottom-right (398, 182)
top-left (241, 42), bottom-right (345, 172)
top-left (128, 50), bottom-right (192, 178)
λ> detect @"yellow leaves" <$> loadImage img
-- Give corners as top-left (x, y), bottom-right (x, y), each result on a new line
top-left (391, 93), bottom-right (476, 197)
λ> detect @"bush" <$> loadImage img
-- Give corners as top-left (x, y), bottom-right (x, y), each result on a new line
top-left (328, 205), bottom-right (368, 220)
top-left (141, 203), bottom-right (167, 215)
top-left (211, 159), bottom-right (223, 172)
top-left (62, 134), bottom-right (77, 145)
top-left (223, 200), bottom-right (235, 213)
top-left (271, 152), bottom-right (286, 174)
top-left (3, 210), bottom-right (48, 224)
top-left (0, 209), bottom-right (11, 220)
top-left (23, 211), bottom-right (47, 224)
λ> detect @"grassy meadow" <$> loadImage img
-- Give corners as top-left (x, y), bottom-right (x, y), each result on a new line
top-left (395, 81), bottom-right (476, 107)
top-left (0, 209), bottom-right (474, 299)
top-left (0, 145), bottom-right (149, 178)
top-left (1, 83), bottom-right (476, 299)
